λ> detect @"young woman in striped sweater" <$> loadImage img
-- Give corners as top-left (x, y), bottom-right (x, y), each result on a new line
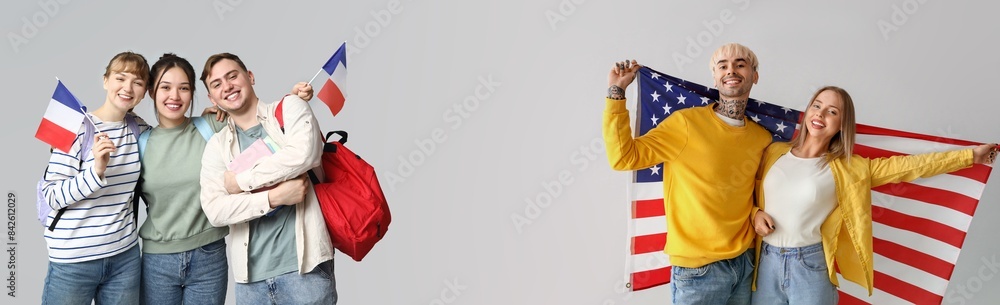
top-left (40, 51), bottom-right (151, 305)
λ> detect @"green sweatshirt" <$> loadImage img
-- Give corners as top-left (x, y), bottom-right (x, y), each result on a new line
top-left (139, 115), bottom-right (229, 254)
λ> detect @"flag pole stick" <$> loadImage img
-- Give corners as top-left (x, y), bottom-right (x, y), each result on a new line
top-left (307, 69), bottom-right (324, 86)
top-left (80, 107), bottom-right (104, 139)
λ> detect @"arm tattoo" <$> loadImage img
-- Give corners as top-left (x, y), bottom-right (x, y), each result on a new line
top-left (608, 85), bottom-right (626, 100)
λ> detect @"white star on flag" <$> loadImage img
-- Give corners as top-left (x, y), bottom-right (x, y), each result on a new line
top-left (627, 66), bottom-right (997, 301)
top-left (676, 94), bottom-right (686, 104)
top-left (650, 114), bottom-right (659, 125)
top-left (649, 164), bottom-right (661, 175)
top-left (651, 72), bottom-right (660, 79)
top-left (751, 115), bottom-right (761, 123)
top-left (700, 97), bottom-right (710, 105)
top-left (663, 104), bottom-right (672, 114)
top-left (664, 83), bottom-right (673, 92)
top-left (650, 91), bottom-right (660, 102)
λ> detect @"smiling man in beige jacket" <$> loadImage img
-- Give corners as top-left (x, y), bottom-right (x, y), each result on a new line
top-left (198, 52), bottom-right (336, 305)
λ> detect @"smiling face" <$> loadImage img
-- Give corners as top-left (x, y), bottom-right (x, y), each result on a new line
top-left (791, 86), bottom-right (857, 164)
top-left (710, 44), bottom-right (759, 101)
top-left (101, 52), bottom-right (149, 114)
top-left (102, 71), bottom-right (146, 112)
top-left (804, 89), bottom-right (844, 142)
top-left (153, 67), bottom-right (193, 123)
top-left (712, 55), bottom-right (758, 100)
top-left (204, 58), bottom-right (256, 115)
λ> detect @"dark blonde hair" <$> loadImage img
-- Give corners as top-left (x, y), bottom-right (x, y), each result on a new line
top-left (103, 51), bottom-right (150, 82)
top-left (791, 86), bottom-right (857, 166)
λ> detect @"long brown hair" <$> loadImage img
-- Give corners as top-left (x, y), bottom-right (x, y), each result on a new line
top-left (791, 86), bottom-right (856, 166)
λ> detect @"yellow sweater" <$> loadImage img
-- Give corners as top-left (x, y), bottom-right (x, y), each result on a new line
top-left (752, 141), bottom-right (974, 294)
top-left (603, 98), bottom-right (772, 267)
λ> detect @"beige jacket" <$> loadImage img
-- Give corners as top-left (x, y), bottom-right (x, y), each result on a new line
top-left (200, 95), bottom-right (333, 283)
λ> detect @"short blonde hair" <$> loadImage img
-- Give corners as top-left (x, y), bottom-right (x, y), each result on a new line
top-left (791, 86), bottom-right (857, 166)
top-left (709, 43), bottom-right (759, 72)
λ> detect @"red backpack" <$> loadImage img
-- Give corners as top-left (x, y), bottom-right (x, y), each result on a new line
top-left (276, 99), bottom-right (390, 261)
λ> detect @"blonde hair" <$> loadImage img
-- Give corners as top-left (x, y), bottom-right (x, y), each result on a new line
top-left (709, 43), bottom-right (759, 72)
top-left (103, 51), bottom-right (150, 83)
top-left (791, 86), bottom-right (856, 166)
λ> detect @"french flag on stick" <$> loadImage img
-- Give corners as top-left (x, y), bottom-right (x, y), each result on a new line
top-left (35, 80), bottom-right (86, 152)
top-left (310, 42), bottom-right (347, 116)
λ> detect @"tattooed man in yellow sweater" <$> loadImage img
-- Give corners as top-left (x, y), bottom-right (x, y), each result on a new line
top-left (603, 43), bottom-right (771, 305)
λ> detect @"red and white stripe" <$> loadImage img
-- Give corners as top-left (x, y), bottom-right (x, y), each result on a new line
top-left (626, 124), bottom-right (994, 305)
top-left (317, 59), bottom-right (347, 116)
top-left (35, 82), bottom-right (86, 152)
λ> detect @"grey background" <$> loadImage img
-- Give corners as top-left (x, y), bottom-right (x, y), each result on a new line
top-left (1, 0), bottom-right (998, 304)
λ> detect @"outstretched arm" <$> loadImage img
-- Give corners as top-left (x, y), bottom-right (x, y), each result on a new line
top-left (869, 143), bottom-right (996, 187)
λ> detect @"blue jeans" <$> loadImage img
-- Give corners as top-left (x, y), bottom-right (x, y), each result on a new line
top-left (751, 242), bottom-right (838, 305)
top-left (42, 244), bottom-right (141, 305)
top-left (142, 239), bottom-right (229, 305)
top-left (235, 260), bottom-right (337, 305)
top-left (671, 248), bottom-right (754, 305)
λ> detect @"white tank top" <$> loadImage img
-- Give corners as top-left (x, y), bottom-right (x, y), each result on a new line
top-left (761, 152), bottom-right (837, 247)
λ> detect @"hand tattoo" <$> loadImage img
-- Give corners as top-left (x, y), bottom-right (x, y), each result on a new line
top-left (608, 85), bottom-right (626, 100)
top-left (715, 98), bottom-right (748, 121)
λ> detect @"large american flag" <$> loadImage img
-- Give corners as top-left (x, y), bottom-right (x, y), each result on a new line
top-left (624, 66), bottom-right (994, 304)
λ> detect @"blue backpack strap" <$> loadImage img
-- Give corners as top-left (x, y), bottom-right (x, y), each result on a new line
top-left (190, 117), bottom-right (214, 141)
top-left (138, 129), bottom-right (152, 161)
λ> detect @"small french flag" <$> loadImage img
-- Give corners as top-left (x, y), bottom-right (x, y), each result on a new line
top-left (317, 42), bottom-right (347, 116)
top-left (35, 80), bottom-right (86, 152)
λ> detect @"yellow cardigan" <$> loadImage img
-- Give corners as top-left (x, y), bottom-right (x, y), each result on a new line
top-left (752, 141), bottom-right (973, 295)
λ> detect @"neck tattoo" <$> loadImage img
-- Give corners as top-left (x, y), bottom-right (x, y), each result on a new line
top-left (715, 99), bottom-right (748, 121)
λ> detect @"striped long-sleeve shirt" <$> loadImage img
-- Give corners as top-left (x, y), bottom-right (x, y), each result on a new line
top-left (41, 113), bottom-right (150, 263)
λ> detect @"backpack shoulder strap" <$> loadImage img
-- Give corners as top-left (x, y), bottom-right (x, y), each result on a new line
top-left (51, 116), bottom-right (96, 231)
top-left (124, 113), bottom-right (144, 224)
top-left (275, 97), bottom-right (286, 131)
top-left (138, 129), bottom-right (152, 161)
top-left (190, 117), bottom-right (214, 141)
top-left (124, 112), bottom-right (141, 140)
